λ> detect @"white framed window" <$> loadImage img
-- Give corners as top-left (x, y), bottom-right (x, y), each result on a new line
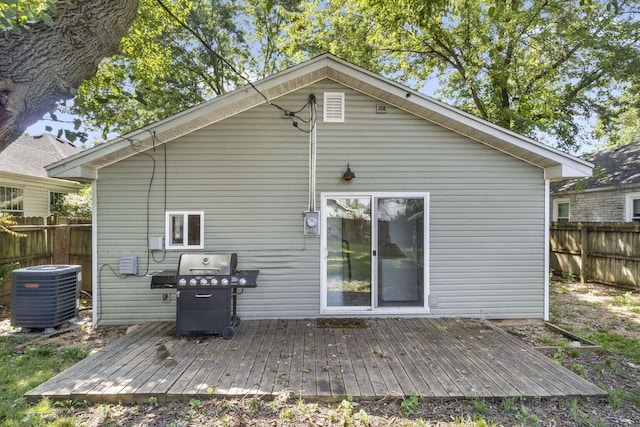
top-left (552, 198), bottom-right (570, 222)
top-left (625, 193), bottom-right (640, 222)
top-left (0, 185), bottom-right (24, 216)
top-left (165, 211), bottom-right (204, 249)
top-left (323, 92), bottom-right (345, 123)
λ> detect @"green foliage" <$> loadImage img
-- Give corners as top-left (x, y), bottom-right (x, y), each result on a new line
top-left (280, 0), bottom-right (640, 151)
top-left (588, 330), bottom-right (640, 363)
top-left (0, 261), bottom-right (18, 289)
top-left (606, 387), bottom-right (625, 409)
top-left (399, 394), bottom-right (420, 416)
top-left (56, 186), bottom-right (92, 219)
top-left (471, 398), bottom-right (487, 415)
top-left (0, 338), bottom-right (90, 426)
top-left (571, 363), bottom-right (587, 378)
top-left (0, 0), bottom-right (64, 33)
top-left (595, 87), bottom-right (640, 148)
top-left (514, 404), bottom-right (539, 425)
top-left (71, 0), bottom-right (302, 138)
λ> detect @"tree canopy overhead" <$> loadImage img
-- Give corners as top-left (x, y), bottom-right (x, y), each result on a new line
top-left (1, 0), bottom-right (638, 152)
top-left (279, 0), bottom-right (640, 151)
top-left (0, 0), bottom-right (139, 152)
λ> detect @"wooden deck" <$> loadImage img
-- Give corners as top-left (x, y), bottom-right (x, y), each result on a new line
top-left (26, 318), bottom-right (605, 402)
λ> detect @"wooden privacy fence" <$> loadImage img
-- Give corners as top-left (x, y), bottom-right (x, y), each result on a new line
top-left (550, 221), bottom-right (640, 289)
top-left (0, 216), bottom-right (91, 302)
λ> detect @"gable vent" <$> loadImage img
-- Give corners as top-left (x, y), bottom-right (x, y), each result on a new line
top-left (323, 92), bottom-right (345, 123)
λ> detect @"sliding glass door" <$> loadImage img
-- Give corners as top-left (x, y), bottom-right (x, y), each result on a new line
top-left (322, 193), bottom-right (428, 313)
top-left (325, 197), bottom-right (372, 308)
top-left (376, 197), bottom-right (425, 307)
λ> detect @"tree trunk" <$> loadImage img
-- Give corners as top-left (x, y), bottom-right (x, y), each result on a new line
top-left (0, 0), bottom-right (139, 153)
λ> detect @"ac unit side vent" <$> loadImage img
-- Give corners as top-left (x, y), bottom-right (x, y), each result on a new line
top-left (323, 92), bottom-right (345, 123)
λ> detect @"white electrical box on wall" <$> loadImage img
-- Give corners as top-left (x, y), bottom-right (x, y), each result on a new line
top-left (119, 256), bottom-right (138, 275)
top-left (303, 210), bottom-right (320, 236)
top-left (149, 236), bottom-right (164, 251)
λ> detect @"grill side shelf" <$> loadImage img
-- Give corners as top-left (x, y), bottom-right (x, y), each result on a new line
top-left (149, 270), bottom-right (177, 289)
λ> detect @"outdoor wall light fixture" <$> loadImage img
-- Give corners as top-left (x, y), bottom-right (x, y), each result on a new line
top-left (342, 163), bottom-right (356, 181)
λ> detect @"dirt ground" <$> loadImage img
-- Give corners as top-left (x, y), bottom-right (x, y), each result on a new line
top-left (1, 280), bottom-right (639, 426)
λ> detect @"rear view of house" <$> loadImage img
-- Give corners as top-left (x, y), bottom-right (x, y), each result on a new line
top-left (47, 55), bottom-right (592, 326)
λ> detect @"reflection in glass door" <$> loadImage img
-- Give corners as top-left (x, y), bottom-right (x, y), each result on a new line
top-left (322, 193), bottom-right (428, 312)
top-left (325, 197), bottom-right (372, 307)
top-left (376, 198), bottom-right (424, 307)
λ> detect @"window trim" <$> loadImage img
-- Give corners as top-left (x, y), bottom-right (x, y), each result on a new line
top-left (165, 211), bottom-right (204, 250)
top-left (0, 185), bottom-right (24, 215)
top-left (624, 192), bottom-right (640, 222)
top-left (552, 198), bottom-right (570, 222)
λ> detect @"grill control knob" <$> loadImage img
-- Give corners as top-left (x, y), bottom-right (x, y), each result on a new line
top-left (239, 278), bottom-right (247, 286)
top-left (178, 278), bottom-right (186, 286)
top-left (221, 278), bottom-right (229, 286)
top-left (200, 278), bottom-right (208, 286)
top-left (211, 278), bottom-right (218, 285)
top-left (189, 278), bottom-right (197, 286)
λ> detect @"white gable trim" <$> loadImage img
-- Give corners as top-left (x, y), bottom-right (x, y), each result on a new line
top-left (47, 54), bottom-right (592, 181)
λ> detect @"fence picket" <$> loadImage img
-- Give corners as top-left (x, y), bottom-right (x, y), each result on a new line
top-left (0, 216), bottom-right (92, 302)
top-left (550, 222), bottom-right (640, 289)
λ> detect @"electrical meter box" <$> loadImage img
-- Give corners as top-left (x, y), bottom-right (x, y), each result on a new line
top-left (303, 210), bottom-right (319, 236)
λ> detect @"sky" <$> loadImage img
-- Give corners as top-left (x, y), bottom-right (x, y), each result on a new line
top-left (24, 72), bottom-right (599, 155)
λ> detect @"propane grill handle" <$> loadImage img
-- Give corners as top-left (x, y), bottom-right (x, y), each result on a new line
top-left (189, 267), bottom-right (220, 271)
top-left (195, 294), bottom-right (213, 298)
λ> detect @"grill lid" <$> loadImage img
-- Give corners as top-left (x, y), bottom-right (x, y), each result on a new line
top-left (177, 253), bottom-right (237, 276)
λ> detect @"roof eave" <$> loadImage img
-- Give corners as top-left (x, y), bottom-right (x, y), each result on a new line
top-left (47, 54), bottom-right (592, 181)
top-left (544, 164), bottom-right (593, 181)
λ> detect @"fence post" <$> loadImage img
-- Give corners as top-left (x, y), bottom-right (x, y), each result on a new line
top-left (581, 225), bottom-right (588, 283)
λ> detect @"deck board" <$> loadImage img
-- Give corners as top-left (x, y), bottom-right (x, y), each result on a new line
top-left (25, 318), bottom-right (605, 402)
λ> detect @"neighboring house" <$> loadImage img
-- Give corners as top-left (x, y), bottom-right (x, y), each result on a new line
top-left (550, 141), bottom-right (640, 222)
top-left (47, 54), bottom-right (592, 326)
top-left (0, 133), bottom-right (84, 217)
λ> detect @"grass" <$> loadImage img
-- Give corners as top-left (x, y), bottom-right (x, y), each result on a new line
top-left (1, 279), bottom-right (638, 425)
top-left (0, 336), bottom-right (89, 426)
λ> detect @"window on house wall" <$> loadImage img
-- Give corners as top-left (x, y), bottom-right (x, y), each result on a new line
top-left (625, 193), bottom-right (640, 222)
top-left (553, 198), bottom-right (570, 222)
top-left (0, 186), bottom-right (24, 216)
top-left (165, 211), bottom-right (204, 249)
top-left (49, 192), bottom-right (67, 214)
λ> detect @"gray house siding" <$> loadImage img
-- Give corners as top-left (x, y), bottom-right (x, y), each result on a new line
top-left (95, 80), bottom-right (545, 325)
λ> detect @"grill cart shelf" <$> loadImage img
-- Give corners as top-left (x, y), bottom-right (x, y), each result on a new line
top-left (151, 254), bottom-right (258, 339)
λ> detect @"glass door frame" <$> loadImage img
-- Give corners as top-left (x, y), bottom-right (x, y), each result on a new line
top-left (320, 192), bottom-right (430, 315)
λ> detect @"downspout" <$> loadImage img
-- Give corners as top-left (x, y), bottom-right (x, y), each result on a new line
top-left (91, 178), bottom-right (99, 327)
top-left (544, 179), bottom-right (550, 321)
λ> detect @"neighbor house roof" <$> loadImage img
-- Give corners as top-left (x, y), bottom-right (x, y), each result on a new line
top-left (46, 54), bottom-right (593, 182)
top-left (551, 141), bottom-right (640, 194)
top-left (1, 133), bottom-right (82, 180)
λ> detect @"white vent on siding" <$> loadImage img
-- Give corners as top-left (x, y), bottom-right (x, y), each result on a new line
top-left (323, 92), bottom-right (345, 123)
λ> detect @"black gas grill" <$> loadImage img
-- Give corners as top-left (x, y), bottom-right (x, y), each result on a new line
top-left (174, 253), bottom-right (258, 339)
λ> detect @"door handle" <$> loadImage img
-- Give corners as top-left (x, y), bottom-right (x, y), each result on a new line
top-left (372, 250), bottom-right (377, 256)
top-left (195, 294), bottom-right (212, 298)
